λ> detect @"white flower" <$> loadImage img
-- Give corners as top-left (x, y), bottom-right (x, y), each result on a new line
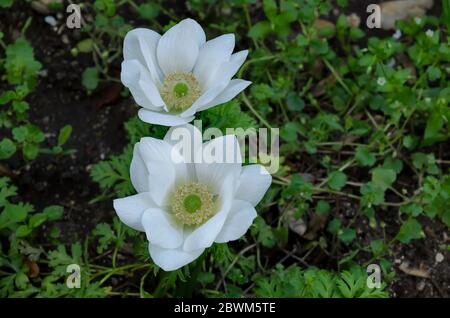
top-left (113, 124), bottom-right (272, 271)
top-left (414, 17), bottom-right (422, 25)
top-left (377, 77), bottom-right (386, 86)
top-left (392, 29), bottom-right (402, 40)
top-left (121, 19), bottom-right (251, 127)
top-left (425, 29), bottom-right (434, 37)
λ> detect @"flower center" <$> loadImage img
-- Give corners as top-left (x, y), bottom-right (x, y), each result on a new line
top-left (172, 183), bottom-right (214, 226)
top-left (184, 194), bottom-right (202, 213)
top-left (160, 73), bottom-right (201, 113)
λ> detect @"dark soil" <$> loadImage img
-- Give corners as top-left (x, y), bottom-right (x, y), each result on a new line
top-left (1, 4), bottom-right (134, 241)
top-left (1, 1), bottom-right (448, 297)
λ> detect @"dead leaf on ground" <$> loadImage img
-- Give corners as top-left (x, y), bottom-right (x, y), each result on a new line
top-left (0, 164), bottom-right (16, 178)
top-left (287, 209), bottom-right (307, 236)
top-left (380, 0), bottom-right (434, 30)
top-left (303, 213), bottom-right (328, 240)
top-left (347, 13), bottom-right (361, 28)
top-left (396, 53), bottom-right (417, 78)
top-left (313, 74), bottom-right (336, 97)
top-left (31, 0), bottom-right (62, 15)
top-left (312, 58), bottom-right (324, 78)
top-left (25, 258), bottom-right (40, 278)
top-left (94, 82), bottom-right (123, 108)
top-left (399, 262), bottom-right (430, 278)
top-left (312, 19), bottom-right (336, 39)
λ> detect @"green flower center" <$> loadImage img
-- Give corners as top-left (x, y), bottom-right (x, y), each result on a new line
top-left (183, 194), bottom-right (202, 214)
top-left (174, 82), bottom-right (189, 98)
top-left (172, 183), bottom-right (214, 226)
top-left (160, 73), bottom-right (201, 113)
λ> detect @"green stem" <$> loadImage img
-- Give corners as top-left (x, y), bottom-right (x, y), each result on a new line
top-left (323, 58), bottom-right (352, 96)
top-left (242, 93), bottom-right (272, 129)
top-left (175, 254), bottom-right (206, 297)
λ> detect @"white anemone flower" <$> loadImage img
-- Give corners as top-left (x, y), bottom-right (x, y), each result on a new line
top-left (121, 19), bottom-right (251, 127)
top-left (113, 124), bottom-right (272, 271)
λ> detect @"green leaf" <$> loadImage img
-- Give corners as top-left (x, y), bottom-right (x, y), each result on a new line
top-left (371, 167), bottom-right (396, 190)
top-left (328, 171), bottom-right (347, 190)
top-left (2, 203), bottom-right (33, 225)
top-left (12, 100), bottom-right (29, 113)
top-left (27, 125), bottom-right (45, 143)
top-left (82, 67), bottom-right (99, 91)
top-left (370, 239), bottom-right (384, 255)
top-left (403, 135), bottom-right (419, 150)
top-left (93, 223), bottom-right (116, 253)
top-left (138, 3), bottom-right (160, 20)
top-left (50, 227), bottom-right (61, 238)
top-left (12, 126), bottom-right (28, 143)
top-left (280, 122), bottom-right (298, 142)
top-left (0, 138), bottom-right (16, 159)
top-left (248, 21), bottom-right (271, 39)
top-left (251, 217), bottom-right (276, 248)
top-left (355, 146), bottom-right (376, 167)
top-left (57, 125), bottom-right (72, 146)
top-left (400, 203), bottom-right (423, 217)
top-left (14, 272), bottom-right (29, 290)
top-left (427, 65), bottom-right (442, 81)
top-left (253, 264), bottom-right (388, 298)
top-left (412, 153), bottom-right (428, 170)
top-left (286, 92), bottom-right (305, 111)
top-left (327, 218), bottom-right (341, 235)
top-left (42, 205), bottom-right (64, 221)
top-left (360, 182), bottom-right (385, 207)
top-left (263, 0), bottom-right (277, 20)
top-left (16, 224), bottom-right (32, 237)
top-left (29, 213), bottom-right (47, 228)
top-left (23, 143), bottom-right (39, 160)
top-left (336, 0), bottom-right (348, 7)
top-left (423, 111), bottom-right (447, 146)
top-left (76, 39), bottom-right (94, 53)
top-left (94, 0), bottom-right (116, 16)
top-left (5, 38), bottom-right (42, 87)
top-left (0, 0), bottom-right (14, 8)
top-left (338, 228), bottom-right (356, 244)
top-left (397, 218), bottom-right (424, 244)
top-left (382, 157), bottom-right (403, 174)
top-left (90, 147), bottom-right (133, 198)
top-left (0, 90), bottom-right (16, 104)
top-left (349, 27), bottom-right (365, 40)
top-left (315, 200), bottom-right (330, 215)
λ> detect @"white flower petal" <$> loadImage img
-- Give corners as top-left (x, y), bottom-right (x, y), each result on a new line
top-left (141, 207), bottom-right (183, 249)
top-left (164, 124), bottom-right (203, 164)
top-left (204, 50), bottom-right (248, 91)
top-left (180, 83), bottom-right (228, 118)
top-left (236, 165), bottom-right (272, 206)
top-left (197, 79), bottom-right (251, 112)
top-left (149, 244), bottom-right (204, 271)
top-left (195, 135), bottom-right (242, 191)
top-left (137, 137), bottom-right (187, 206)
top-left (138, 108), bottom-right (194, 126)
top-left (130, 143), bottom-right (149, 193)
top-left (183, 175), bottom-right (235, 252)
top-left (215, 200), bottom-right (257, 243)
top-left (157, 19), bottom-right (205, 75)
top-left (113, 193), bottom-right (154, 232)
top-left (123, 28), bottom-right (163, 86)
top-left (121, 60), bottom-right (164, 109)
top-left (193, 34), bottom-right (235, 89)
top-left (178, 51), bottom-right (249, 118)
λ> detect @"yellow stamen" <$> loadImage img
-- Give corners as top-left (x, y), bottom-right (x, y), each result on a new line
top-left (160, 73), bottom-right (201, 113)
top-left (172, 182), bottom-right (214, 226)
